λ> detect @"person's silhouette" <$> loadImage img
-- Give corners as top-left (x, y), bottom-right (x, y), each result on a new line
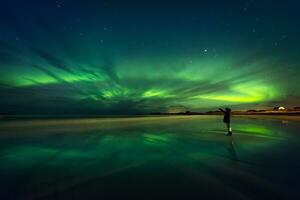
top-left (219, 108), bottom-right (232, 136)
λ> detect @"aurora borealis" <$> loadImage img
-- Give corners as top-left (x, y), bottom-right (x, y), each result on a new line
top-left (0, 0), bottom-right (299, 114)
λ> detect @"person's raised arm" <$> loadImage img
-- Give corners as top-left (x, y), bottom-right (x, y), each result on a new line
top-left (219, 108), bottom-right (225, 113)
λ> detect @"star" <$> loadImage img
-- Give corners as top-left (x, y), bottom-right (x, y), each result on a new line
top-left (56, 0), bottom-right (63, 8)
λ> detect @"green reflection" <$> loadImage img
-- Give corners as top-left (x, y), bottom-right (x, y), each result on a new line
top-left (0, 116), bottom-right (294, 199)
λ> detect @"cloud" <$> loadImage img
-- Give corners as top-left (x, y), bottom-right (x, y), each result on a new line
top-left (31, 48), bottom-right (74, 74)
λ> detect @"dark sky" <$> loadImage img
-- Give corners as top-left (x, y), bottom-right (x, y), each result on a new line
top-left (0, 0), bottom-right (299, 114)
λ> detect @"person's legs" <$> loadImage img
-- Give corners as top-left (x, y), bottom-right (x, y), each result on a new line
top-left (226, 123), bottom-right (232, 136)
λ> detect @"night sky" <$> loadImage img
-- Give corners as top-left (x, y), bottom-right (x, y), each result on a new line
top-left (0, 0), bottom-right (299, 114)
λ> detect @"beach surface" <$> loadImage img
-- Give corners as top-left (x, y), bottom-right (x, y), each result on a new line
top-left (1, 115), bottom-right (300, 199)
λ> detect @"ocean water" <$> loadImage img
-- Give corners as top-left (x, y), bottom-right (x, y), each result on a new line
top-left (0, 116), bottom-right (299, 199)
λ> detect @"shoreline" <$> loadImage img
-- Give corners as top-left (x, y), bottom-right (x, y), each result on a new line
top-left (1, 114), bottom-right (300, 126)
top-left (0, 114), bottom-right (299, 137)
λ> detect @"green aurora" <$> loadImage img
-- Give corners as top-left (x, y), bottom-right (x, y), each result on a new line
top-left (0, 0), bottom-right (299, 114)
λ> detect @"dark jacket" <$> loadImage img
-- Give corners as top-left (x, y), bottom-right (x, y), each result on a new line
top-left (219, 108), bottom-right (231, 123)
top-left (223, 112), bottom-right (230, 123)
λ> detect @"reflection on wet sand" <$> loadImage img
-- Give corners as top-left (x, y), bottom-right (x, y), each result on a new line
top-left (0, 116), bottom-right (299, 199)
top-left (227, 137), bottom-right (239, 164)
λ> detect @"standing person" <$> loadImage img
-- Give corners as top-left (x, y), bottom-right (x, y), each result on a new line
top-left (219, 108), bottom-right (232, 136)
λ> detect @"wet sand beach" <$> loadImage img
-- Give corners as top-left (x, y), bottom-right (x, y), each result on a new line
top-left (0, 115), bottom-right (300, 199)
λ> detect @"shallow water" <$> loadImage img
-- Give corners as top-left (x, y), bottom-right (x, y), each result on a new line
top-left (0, 116), bottom-right (300, 199)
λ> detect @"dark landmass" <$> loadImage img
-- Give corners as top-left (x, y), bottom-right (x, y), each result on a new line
top-left (150, 107), bottom-right (300, 116)
top-left (1, 107), bottom-right (299, 119)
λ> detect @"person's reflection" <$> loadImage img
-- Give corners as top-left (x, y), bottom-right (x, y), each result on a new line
top-left (227, 137), bottom-right (239, 165)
